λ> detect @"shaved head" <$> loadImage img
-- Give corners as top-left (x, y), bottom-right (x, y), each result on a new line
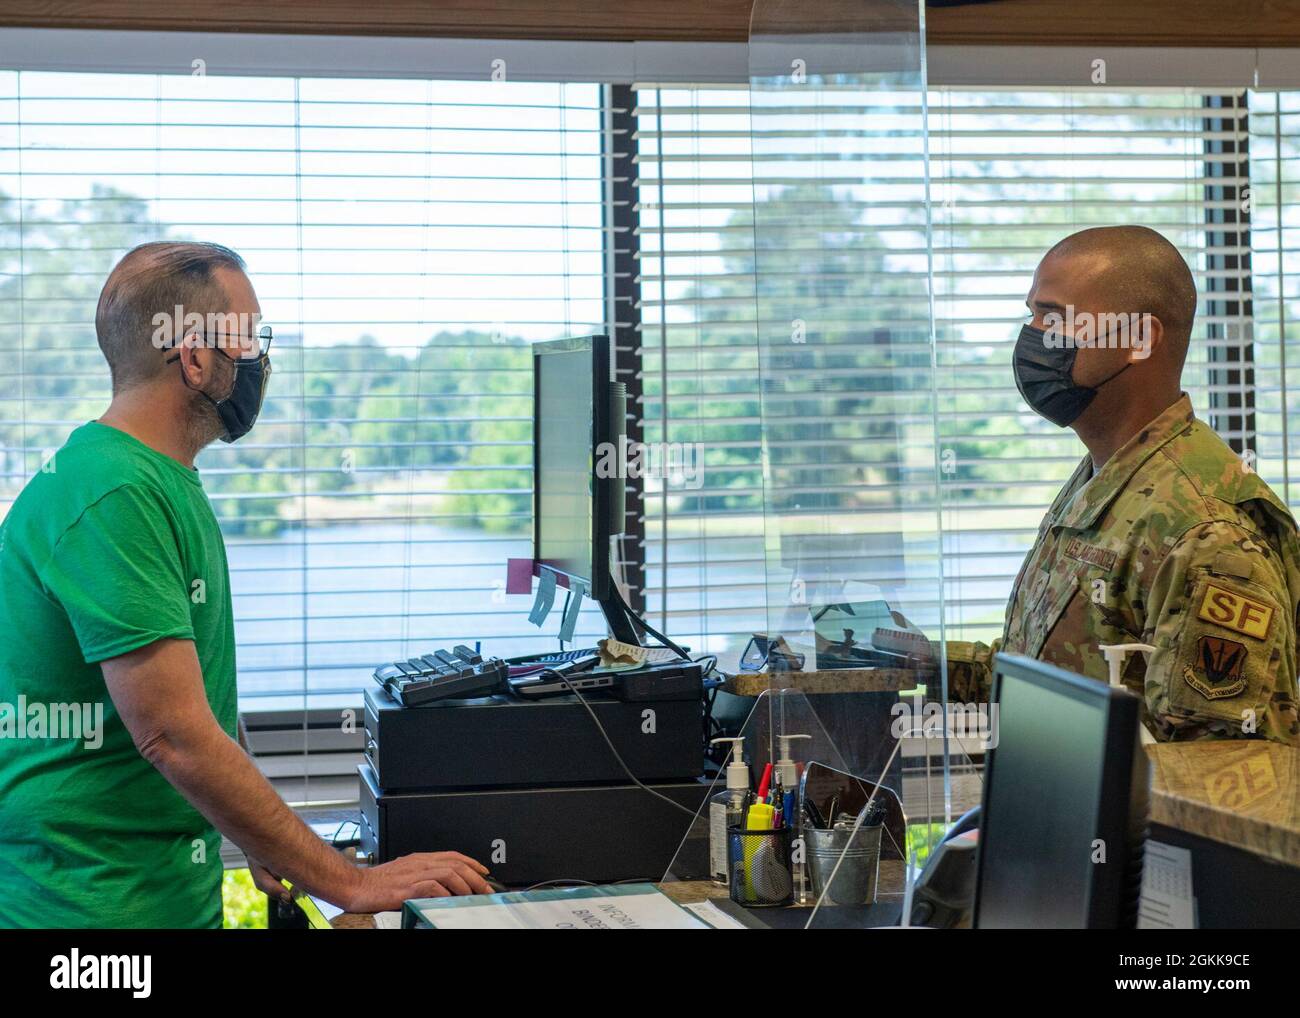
top-left (1022, 225), bottom-right (1198, 460)
top-left (1044, 225), bottom-right (1197, 371)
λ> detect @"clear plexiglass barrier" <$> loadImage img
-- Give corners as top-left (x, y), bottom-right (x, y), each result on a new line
top-left (661, 0), bottom-right (989, 928)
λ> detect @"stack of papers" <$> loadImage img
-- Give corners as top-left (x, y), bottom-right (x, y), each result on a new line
top-left (403, 883), bottom-right (711, 930)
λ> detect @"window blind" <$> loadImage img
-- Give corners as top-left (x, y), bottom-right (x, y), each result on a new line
top-left (1249, 90), bottom-right (1299, 513)
top-left (1, 66), bottom-right (1281, 802)
top-left (632, 84), bottom-right (768, 660)
top-left (0, 70), bottom-right (610, 798)
top-left (635, 84), bottom-right (1254, 655)
top-left (928, 87), bottom-right (1251, 644)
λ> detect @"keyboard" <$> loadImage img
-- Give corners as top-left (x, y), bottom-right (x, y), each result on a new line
top-left (373, 645), bottom-right (508, 707)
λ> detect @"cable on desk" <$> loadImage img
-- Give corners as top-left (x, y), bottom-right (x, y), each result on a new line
top-left (523, 878), bottom-right (598, 892)
top-left (696, 656), bottom-right (722, 752)
top-left (331, 819), bottom-right (360, 847)
top-left (540, 667), bottom-right (698, 819)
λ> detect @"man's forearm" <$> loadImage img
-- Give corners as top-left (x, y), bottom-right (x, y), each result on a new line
top-left (141, 721), bottom-right (360, 907)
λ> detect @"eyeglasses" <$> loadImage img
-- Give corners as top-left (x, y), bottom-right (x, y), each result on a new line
top-left (165, 324), bottom-right (273, 364)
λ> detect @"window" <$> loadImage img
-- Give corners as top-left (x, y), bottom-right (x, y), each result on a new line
top-left (928, 87), bottom-right (1250, 644)
top-left (1249, 90), bottom-right (1300, 513)
top-left (636, 84), bottom-right (1258, 657)
top-left (634, 84), bottom-right (766, 661)
top-left (5, 49), bottom-right (1299, 806)
top-left (0, 69), bottom-right (609, 798)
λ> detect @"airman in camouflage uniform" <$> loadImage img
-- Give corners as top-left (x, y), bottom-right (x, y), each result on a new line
top-left (949, 395), bottom-right (1300, 744)
top-left (947, 227), bottom-right (1300, 746)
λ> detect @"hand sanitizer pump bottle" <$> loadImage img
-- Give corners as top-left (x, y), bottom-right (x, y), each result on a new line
top-left (774, 733), bottom-right (810, 792)
top-left (1099, 643), bottom-right (1158, 745)
top-left (709, 737), bottom-right (750, 885)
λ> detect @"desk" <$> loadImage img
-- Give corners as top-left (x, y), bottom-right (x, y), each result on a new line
top-left (327, 742), bottom-right (1300, 929)
top-left (723, 668), bottom-right (920, 696)
top-left (1144, 741), bottom-right (1300, 928)
top-left (1146, 741), bottom-right (1300, 867)
top-left (330, 859), bottom-right (907, 929)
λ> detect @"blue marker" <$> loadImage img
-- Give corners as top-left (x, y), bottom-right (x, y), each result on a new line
top-left (729, 827), bottom-right (745, 899)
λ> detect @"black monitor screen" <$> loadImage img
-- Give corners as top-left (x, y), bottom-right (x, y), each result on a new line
top-left (974, 655), bottom-right (1143, 929)
top-left (534, 338), bottom-right (598, 586)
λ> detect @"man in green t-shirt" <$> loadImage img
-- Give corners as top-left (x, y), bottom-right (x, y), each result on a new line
top-left (0, 242), bottom-right (491, 927)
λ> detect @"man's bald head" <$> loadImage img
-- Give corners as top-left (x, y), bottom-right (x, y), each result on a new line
top-left (1043, 225), bottom-right (1197, 371)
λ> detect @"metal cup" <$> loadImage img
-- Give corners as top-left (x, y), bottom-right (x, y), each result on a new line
top-left (805, 822), bottom-right (881, 905)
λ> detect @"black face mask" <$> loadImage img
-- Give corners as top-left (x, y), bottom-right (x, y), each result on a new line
top-left (1012, 323), bottom-right (1130, 428)
top-left (204, 350), bottom-right (271, 443)
top-left (169, 338), bottom-right (272, 443)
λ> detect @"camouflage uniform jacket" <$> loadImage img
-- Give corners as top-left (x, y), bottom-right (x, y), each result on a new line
top-left (948, 394), bottom-right (1300, 745)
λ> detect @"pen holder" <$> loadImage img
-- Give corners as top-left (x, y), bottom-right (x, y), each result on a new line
top-left (727, 825), bottom-right (795, 908)
top-left (805, 822), bottom-right (882, 906)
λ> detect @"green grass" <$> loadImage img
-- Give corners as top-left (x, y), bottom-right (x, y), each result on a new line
top-left (222, 867), bottom-right (268, 929)
top-left (907, 822), bottom-right (953, 867)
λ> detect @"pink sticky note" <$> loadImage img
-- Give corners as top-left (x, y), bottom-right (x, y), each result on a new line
top-left (506, 558), bottom-right (534, 595)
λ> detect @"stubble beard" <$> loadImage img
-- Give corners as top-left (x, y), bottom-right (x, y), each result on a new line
top-left (183, 359), bottom-right (233, 455)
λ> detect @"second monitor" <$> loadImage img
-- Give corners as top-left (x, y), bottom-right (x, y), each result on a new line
top-left (532, 335), bottom-right (635, 640)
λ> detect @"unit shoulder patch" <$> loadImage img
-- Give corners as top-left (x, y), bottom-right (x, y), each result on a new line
top-left (1182, 635), bottom-right (1249, 701)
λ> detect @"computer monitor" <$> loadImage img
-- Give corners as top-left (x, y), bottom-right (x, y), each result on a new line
top-left (972, 653), bottom-right (1149, 929)
top-left (532, 335), bottom-right (636, 641)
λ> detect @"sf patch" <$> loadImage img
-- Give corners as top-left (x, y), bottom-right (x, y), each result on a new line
top-left (1196, 582), bottom-right (1273, 640)
top-left (1182, 635), bottom-right (1248, 701)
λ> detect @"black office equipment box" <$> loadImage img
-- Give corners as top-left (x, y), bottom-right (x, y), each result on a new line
top-left (364, 685), bottom-right (703, 792)
top-left (360, 762), bottom-right (711, 885)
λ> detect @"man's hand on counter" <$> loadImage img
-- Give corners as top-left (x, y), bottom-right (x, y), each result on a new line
top-left (342, 852), bottom-right (494, 912)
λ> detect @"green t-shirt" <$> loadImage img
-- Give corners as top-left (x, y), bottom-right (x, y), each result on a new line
top-left (0, 421), bottom-right (236, 928)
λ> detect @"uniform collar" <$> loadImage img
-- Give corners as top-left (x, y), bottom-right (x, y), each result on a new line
top-left (1055, 393), bottom-right (1196, 532)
